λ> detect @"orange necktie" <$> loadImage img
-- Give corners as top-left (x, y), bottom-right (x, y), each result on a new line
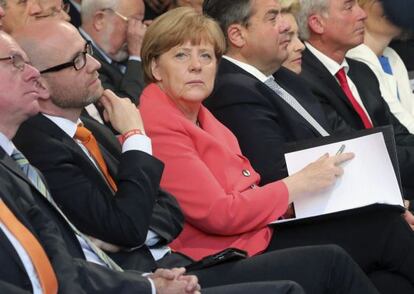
top-left (0, 200), bottom-right (58, 294)
top-left (75, 125), bottom-right (118, 191)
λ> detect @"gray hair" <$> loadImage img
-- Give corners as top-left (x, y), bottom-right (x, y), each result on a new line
top-left (81, 0), bottom-right (119, 24)
top-left (297, 0), bottom-right (329, 40)
top-left (203, 0), bottom-right (253, 45)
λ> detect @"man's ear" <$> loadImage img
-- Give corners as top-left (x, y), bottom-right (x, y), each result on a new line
top-left (93, 11), bottom-right (106, 31)
top-left (308, 13), bottom-right (326, 35)
top-left (227, 23), bottom-right (247, 49)
top-left (151, 58), bottom-right (162, 81)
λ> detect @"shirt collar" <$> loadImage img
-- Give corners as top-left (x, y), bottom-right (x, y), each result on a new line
top-left (0, 132), bottom-right (16, 156)
top-left (305, 42), bottom-right (349, 76)
top-left (79, 28), bottom-right (113, 65)
top-left (223, 55), bottom-right (272, 83)
top-left (42, 114), bottom-right (81, 138)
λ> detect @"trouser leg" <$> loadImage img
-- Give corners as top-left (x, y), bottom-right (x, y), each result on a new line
top-left (203, 281), bottom-right (305, 294)
top-left (266, 206), bottom-right (414, 292)
top-left (192, 244), bottom-right (378, 294)
top-left (369, 271), bottom-right (414, 294)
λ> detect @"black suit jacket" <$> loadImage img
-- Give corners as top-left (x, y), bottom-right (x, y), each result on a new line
top-left (300, 48), bottom-right (414, 197)
top-left (204, 59), bottom-right (332, 184)
top-left (0, 148), bottom-right (152, 293)
top-left (14, 114), bottom-right (184, 271)
top-left (89, 41), bottom-right (145, 104)
top-left (64, 0), bottom-right (81, 28)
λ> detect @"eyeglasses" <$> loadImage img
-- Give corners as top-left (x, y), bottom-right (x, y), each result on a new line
top-left (0, 54), bottom-right (28, 71)
top-left (40, 41), bottom-right (93, 74)
top-left (102, 8), bottom-right (128, 22)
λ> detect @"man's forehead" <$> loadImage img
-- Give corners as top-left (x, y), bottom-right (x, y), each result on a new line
top-left (0, 34), bottom-right (26, 58)
top-left (251, 0), bottom-right (281, 15)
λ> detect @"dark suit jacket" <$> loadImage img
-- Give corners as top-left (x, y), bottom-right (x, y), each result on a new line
top-left (0, 148), bottom-right (152, 293)
top-left (64, 0), bottom-right (81, 28)
top-left (13, 114), bottom-right (184, 271)
top-left (300, 48), bottom-right (414, 197)
top-left (89, 41), bottom-right (145, 104)
top-left (204, 59), bottom-right (333, 184)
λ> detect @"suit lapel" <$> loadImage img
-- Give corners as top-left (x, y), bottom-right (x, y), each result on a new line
top-left (0, 148), bottom-right (38, 194)
top-left (0, 150), bottom-right (47, 272)
top-left (303, 49), bottom-right (355, 110)
top-left (0, 228), bottom-right (27, 273)
top-left (29, 115), bottom-right (117, 194)
top-left (220, 59), bottom-right (326, 136)
top-left (274, 68), bottom-right (331, 135)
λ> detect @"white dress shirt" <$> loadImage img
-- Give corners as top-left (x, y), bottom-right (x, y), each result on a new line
top-left (223, 55), bottom-right (272, 82)
top-left (306, 42), bottom-right (373, 125)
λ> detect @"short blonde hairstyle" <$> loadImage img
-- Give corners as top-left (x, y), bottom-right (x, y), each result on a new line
top-left (141, 7), bottom-right (226, 84)
top-left (357, 0), bottom-right (375, 7)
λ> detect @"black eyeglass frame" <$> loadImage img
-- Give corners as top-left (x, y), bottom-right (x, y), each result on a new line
top-left (40, 41), bottom-right (93, 74)
top-left (0, 54), bottom-right (27, 71)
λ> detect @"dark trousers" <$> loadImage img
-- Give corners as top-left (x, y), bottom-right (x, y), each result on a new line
top-left (192, 245), bottom-right (378, 294)
top-left (203, 281), bottom-right (305, 294)
top-left (266, 205), bottom-right (414, 293)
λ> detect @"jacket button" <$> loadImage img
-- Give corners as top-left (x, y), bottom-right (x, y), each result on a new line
top-left (242, 169), bottom-right (251, 177)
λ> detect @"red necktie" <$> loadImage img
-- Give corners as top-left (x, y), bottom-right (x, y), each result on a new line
top-left (75, 125), bottom-right (118, 191)
top-left (0, 200), bottom-right (58, 294)
top-left (335, 68), bottom-right (373, 129)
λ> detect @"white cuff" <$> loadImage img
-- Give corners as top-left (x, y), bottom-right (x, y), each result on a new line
top-left (122, 134), bottom-right (152, 155)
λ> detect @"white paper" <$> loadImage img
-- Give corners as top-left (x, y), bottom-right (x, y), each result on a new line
top-left (280, 132), bottom-right (403, 221)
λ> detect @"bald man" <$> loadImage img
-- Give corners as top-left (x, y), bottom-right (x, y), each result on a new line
top-left (0, 9), bottom-right (309, 293)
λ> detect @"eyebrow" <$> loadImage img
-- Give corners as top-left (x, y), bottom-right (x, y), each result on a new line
top-left (264, 9), bottom-right (280, 18)
top-left (69, 42), bottom-right (87, 59)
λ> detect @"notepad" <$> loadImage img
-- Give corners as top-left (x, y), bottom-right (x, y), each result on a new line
top-left (274, 129), bottom-right (404, 223)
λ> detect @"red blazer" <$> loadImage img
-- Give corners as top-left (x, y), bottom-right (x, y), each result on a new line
top-left (140, 83), bottom-right (289, 260)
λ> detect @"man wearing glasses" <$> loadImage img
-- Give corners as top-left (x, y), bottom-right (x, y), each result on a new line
top-left (14, 18), bottom-right (185, 273)
top-left (79, 0), bottom-right (147, 105)
top-left (0, 6), bottom-right (310, 294)
top-left (0, 12), bottom-right (205, 293)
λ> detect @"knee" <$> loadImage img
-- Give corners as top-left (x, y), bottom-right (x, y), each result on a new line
top-left (260, 281), bottom-right (305, 294)
top-left (322, 244), bottom-right (349, 256)
top-left (285, 281), bottom-right (306, 294)
top-left (319, 244), bottom-right (355, 265)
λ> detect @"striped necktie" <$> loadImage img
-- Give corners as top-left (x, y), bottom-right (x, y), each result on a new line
top-left (264, 77), bottom-right (330, 136)
top-left (11, 149), bottom-right (123, 272)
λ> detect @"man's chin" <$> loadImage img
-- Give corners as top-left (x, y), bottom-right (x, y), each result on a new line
top-left (86, 88), bottom-right (104, 106)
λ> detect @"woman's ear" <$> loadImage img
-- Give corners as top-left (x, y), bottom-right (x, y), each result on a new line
top-left (151, 58), bottom-right (162, 81)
